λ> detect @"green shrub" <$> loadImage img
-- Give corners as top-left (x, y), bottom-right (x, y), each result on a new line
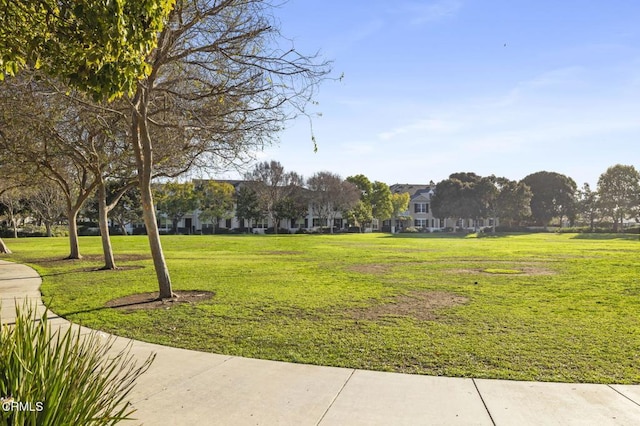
top-left (265, 227), bottom-right (291, 234)
top-left (402, 226), bottom-right (419, 233)
top-left (626, 225), bottom-right (640, 234)
top-left (0, 304), bottom-right (154, 425)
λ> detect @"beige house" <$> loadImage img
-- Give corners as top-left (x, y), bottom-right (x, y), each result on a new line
top-left (388, 183), bottom-right (493, 232)
top-left (387, 184), bottom-right (445, 232)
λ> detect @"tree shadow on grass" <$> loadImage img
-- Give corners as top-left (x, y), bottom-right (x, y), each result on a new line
top-left (384, 233), bottom-right (470, 239)
top-left (24, 255), bottom-right (150, 278)
top-left (570, 233), bottom-right (639, 241)
top-left (384, 232), bottom-right (534, 239)
top-left (45, 291), bottom-right (215, 317)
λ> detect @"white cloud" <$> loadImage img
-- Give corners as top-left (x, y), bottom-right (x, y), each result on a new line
top-left (520, 66), bottom-right (587, 90)
top-left (492, 66), bottom-right (588, 107)
top-left (399, 0), bottom-right (463, 26)
top-left (346, 19), bottom-right (386, 44)
top-left (378, 117), bottom-right (462, 140)
top-left (341, 142), bottom-right (376, 155)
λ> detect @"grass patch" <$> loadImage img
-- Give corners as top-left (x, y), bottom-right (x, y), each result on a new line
top-left (2, 233), bottom-right (640, 384)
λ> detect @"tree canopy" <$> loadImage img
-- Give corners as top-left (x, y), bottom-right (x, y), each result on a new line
top-left (196, 181), bottom-right (236, 231)
top-left (0, 0), bottom-right (175, 100)
top-left (154, 181), bottom-right (199, 234)
top-left (432, 173), bottom-right (532, 231)
top-left (370, 181), bottom-right (393, 222)
top-left (522, 171), bottom-right (577, 228)
top-left (597, 164), bottom-right (640, 231)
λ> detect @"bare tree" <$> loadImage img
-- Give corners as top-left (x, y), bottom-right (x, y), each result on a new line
top-left (245, 161), bottom-right (304, 232)
top-left (126, 0), bottom-right (330, 298)
top-left (0, 183), bottom-right (19, 252)
top-left (0, 158), bottom-right (30, 253)
top-left (307, 172), bottom-right (359, 233)
top-left (26, 182), bottom-right (67, 237)
top-left (0, 82), bottom-right (93, 258)
top-left (107, 184), bottom-right (143, 236)
top-left (0, 188), bottom-right (25, 238)
top-left (0, 76), bottom-right (134, 264)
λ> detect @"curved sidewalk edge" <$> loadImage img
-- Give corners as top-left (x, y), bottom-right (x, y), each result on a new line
top-left (1, 259), bottom-right (640, 425)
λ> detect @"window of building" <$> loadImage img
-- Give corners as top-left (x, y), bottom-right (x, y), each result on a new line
top-left (414, 219), bottom-right (427, 228)
top-left (414, 203), bottom-right (428, 213)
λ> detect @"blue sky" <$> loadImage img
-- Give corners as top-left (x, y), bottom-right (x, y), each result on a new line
top-left (226, 1), bottom-right (640, 187)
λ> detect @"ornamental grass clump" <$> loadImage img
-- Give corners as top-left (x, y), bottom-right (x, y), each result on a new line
top-left (0, 303), bottom-right (155, 425)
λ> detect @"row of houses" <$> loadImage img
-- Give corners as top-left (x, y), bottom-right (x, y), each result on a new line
top-left (149, 180), bottom-right (493, 234)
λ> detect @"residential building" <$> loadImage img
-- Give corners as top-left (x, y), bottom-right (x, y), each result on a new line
top-left (156, 179), bottom-right (350, 234)
top-left (387, 184), bottom-right (446, 232)
top-left (388, 183), bottom-right (493, 232)
top-left (150, 180), bottom-right (493, 234)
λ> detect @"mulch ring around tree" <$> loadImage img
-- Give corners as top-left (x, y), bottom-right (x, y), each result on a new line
top-left (105, 290), bottom-right (215, 312)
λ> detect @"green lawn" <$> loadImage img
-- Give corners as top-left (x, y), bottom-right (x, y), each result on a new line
top-left (2, 232), bottom-right (639, 384)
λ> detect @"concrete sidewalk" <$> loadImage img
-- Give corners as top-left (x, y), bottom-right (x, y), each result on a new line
top-left (1, 259), bottom-right (640, 425)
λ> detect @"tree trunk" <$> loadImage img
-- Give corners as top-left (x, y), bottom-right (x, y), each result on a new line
top-left (619, 214), bottom-right (624, 233)
top-left (11, 217), bottom-right (18, 238)
top-left (67, 208), bottom-right (82, 259)
top-left (97, 182), bottom-right (117, 270)
top-left (141, 182), bottom-right (173, 298)
top-left (44, 222), bottom-right (53, 237)
top-left (0, 237), bottom-right (11, 254)
top-left (132, 87), bottom-right (174, 299)
top-left (119, 221), bottom-right (128, 236)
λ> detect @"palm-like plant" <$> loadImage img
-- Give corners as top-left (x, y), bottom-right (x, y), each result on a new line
top-left (0, 303), bottom-right (154, 425)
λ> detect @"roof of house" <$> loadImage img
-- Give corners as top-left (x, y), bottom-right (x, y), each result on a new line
top-left (389, 184), bottom-right (434, 200)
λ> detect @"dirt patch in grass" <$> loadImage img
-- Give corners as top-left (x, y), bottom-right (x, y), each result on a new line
top-left (349, 291), bottom-right (468, 321)
top-left (451, 266), bottom-right (556, 276)
top-left (105, 290), bottom-right (215, 312)
top-left (346, 264), bottom-right (392, 275)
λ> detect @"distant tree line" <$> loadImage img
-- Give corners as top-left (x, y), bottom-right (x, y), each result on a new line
top-left (3, 163), bottom-right (638, 249)
top-left (431, 165), bottom-right (640, 232)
